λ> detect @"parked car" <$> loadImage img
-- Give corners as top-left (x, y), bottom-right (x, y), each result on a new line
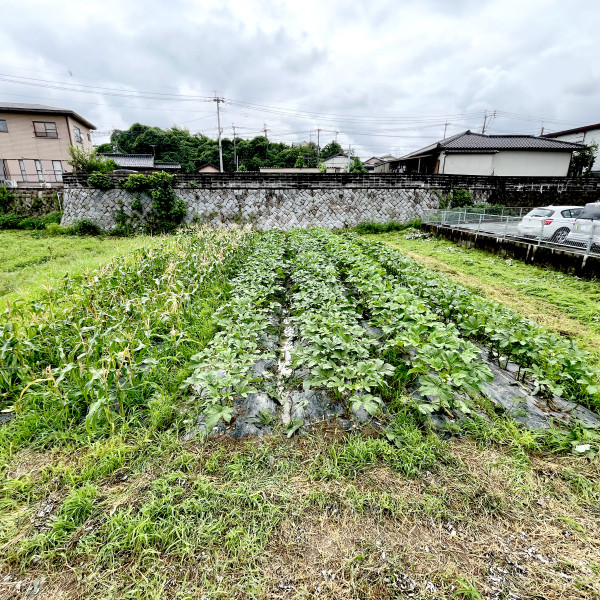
top-left (566, 202), bottom-right (600, 251)
top-left (516, 205), bottom-right (583, 243)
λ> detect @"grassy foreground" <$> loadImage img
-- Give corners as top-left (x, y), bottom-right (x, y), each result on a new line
top-left (366, 229), bottom-right (600, 366)
top-left (1, 228), bottom-right (599, 599)
top-left (0, 230), bottom-right (166, 308)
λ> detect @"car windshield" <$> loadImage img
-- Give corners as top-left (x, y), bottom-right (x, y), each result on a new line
top-left (578, 205), bottom-right (600, 220)
top-left (526, 209), bottom-right (553, 218)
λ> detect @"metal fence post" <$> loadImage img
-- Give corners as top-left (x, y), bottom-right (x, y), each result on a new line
top-left (477, 213), bottom-right (482, 235)
top-left (585, 225), bottom-right (593, 255)
top-left (503, 216), bottom-right (509, 240)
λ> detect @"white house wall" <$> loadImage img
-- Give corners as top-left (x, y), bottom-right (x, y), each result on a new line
top-left (491, 151), bottom-right (571, 176)
top-left (441, 151), bottom-right (571, 176)
top-left (442, 153), bottom-right (494, 175)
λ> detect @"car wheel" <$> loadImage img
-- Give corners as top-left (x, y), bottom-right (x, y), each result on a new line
top-left (551, 228), bottom-right (569, 244)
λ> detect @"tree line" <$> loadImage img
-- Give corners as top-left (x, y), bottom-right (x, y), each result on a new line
top-left (95, 124), bottom-right (367, 173)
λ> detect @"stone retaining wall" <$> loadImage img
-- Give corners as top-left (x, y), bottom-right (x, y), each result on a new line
top-left (2, 187), bottom-right (61, 217)
top-left (62, 186), bottom-right (441, 230)
top-left (61, 173), bottom-right (600, 231)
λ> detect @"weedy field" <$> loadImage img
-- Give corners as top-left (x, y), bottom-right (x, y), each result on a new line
top-left (0, 230), bottom-right (166, 307)
top-left (1, 225), bottom-right (599, 600)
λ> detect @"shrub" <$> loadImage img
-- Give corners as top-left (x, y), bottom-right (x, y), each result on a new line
top-left (88, 171), bottom-right (114, 190)
top-left (122, 173), bottom-right (150, 192)
top-left (41, 211), bottom-right (63, 226)
top-left (17, 217), bottom-right (45, 230)
top-left (68, 219), bottom-right (103, 236)
top-left (0, 211), bottom-right (63, 230)
top-left (354, 219), bottom-right (421, 235)
top-left (450, 189), bottom-right (474, 208)
top-left (0, 185), bottom-right (14, 214)
top-left (45, 223), bottom-right (69, 236)
top-left (0, 213), bottom-right (22, 229)
top-left (68, 147), bottom-right (117, 174)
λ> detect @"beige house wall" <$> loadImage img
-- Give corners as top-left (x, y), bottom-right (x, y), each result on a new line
top-left (0, 111), bottom-right (94, 184)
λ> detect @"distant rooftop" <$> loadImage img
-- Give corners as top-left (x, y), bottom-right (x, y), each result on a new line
top-left (0, 102), bottom-right (96, 129)
top-left (401, 130), bottom-right (586, 160)
top-left (102, 153), bottom-right (181, 170)
top-left (543, 123), bottom-right (600, 138)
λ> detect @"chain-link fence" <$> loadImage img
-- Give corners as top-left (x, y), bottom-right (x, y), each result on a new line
top-left (423, 208), bottom-right (600, 257)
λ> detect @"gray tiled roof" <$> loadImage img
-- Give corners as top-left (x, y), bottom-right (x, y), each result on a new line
top-left (103, 154), bottom-right (154, 168)
top-left (154, 161), bottom-right (182, 169)
top-left (0, 102), bottom-right (96, 129)
top-left (102, 154), bottom-right (182, 170)
top-left (401, 130), bottom-right (586, 159)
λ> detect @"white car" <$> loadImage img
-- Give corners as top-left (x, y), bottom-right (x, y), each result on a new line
top-left (516, 205), bottom-right (583, 243)
top-left (566, 202), bottom-right (600, 251)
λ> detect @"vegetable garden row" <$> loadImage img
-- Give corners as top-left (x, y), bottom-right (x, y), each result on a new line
top-left (1, 226), bottom-right (599, 442)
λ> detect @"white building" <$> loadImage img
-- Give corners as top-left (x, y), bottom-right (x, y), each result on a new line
top-left (321, 153), bottom-right (351, 173)
top-left (543, 123), bottom-right (600, 174)
top-left (397, 131), bottom-right (585, 177)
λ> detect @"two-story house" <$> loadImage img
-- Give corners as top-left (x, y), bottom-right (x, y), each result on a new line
top-left (0, 103), bottom-right (96, 187)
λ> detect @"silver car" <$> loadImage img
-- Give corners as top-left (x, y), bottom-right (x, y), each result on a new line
top-left (566, 202), bottom-right (600, 251)
top-left (517, 205), bottom-right (583, 243)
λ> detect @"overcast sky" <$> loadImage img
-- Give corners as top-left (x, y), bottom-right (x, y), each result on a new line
top-left (2, 0), bottom-right (599, 158)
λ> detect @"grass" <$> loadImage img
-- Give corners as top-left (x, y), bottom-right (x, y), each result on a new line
top-left (1, 228), bottom-right (599, 598)
top-left (0, 230), bottom-right (166, 308)
top-left (1, 421), bottom-right (599, 599)
top-left (365, 229), bottom-right (600, 365)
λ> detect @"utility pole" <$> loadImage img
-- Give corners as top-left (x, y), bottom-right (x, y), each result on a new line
top-left (263, 123), bottom-right (269, 140)
top-left (443, 122), bottom-right (448, 139)
top-left (540, 121), bottom-right (545, 136)
top-left (347, 145), bottom-right (352, 172)
top-left (482, 110), bottom-right (496, 135)
top-left (316, 127), bottom-right (321, 160)
top-left (232, 124), bottom-right (238, 172)
top-left (213, 94), bottom-right (224, 172)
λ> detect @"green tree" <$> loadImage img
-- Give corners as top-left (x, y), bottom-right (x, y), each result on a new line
top-left (68, 147), bottom-right (117, 173)
top-left (349, 157), bottom-right (367, 173)
top-left (321, 141), bottom-right (343, 160)
top-left (570, 143), bottom-right (598, 177)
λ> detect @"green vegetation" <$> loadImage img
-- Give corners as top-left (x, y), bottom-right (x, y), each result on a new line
top-left (0, 230), bottom-right (166, 306)
top-left (570, 142), bottom-right (599, 177)
top-left (369, 229), bottom-right (600, 364)
top-left (1, 227), bottom-right (599, 599)
top-left (0, 210), bottom-right (62, 231)
top-left (349, 156), bottom-right (367, 173)
top-left (121, 171), bottom-right (186, 233)
top-left (87, 171), bottom-right (114, 190)
top-left (354, 218), bottom-right (421, 235)
top-left (440, 188), bottom-right (474, 209)
top-left (0, 184), bottom-right (15, 213)
top-left (98, 122), bottom-right (347, 173)
top-left (67, 146), bottom-right (118, 173)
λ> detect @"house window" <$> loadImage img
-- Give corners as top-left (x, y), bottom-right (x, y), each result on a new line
top-left (33, 121), bottom-right (58, 138)
top-left (87, 133), bottom-right (91, 141)
top-left (0, 120), bottom-right (7, 132)
top-left (35, 160), bottom-right (44, 182)
top-left (0, 159), bottom-right (6, 180)
top-left (74, 126), bottom-right (83, 143)
top-left (52, 160), bottom-right (63, 182)
top-left (18, 159), bottom-right (28, 182)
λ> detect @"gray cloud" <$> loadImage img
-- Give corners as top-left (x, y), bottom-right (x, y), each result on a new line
top-left (1, 0), bottom-right (599, 157)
